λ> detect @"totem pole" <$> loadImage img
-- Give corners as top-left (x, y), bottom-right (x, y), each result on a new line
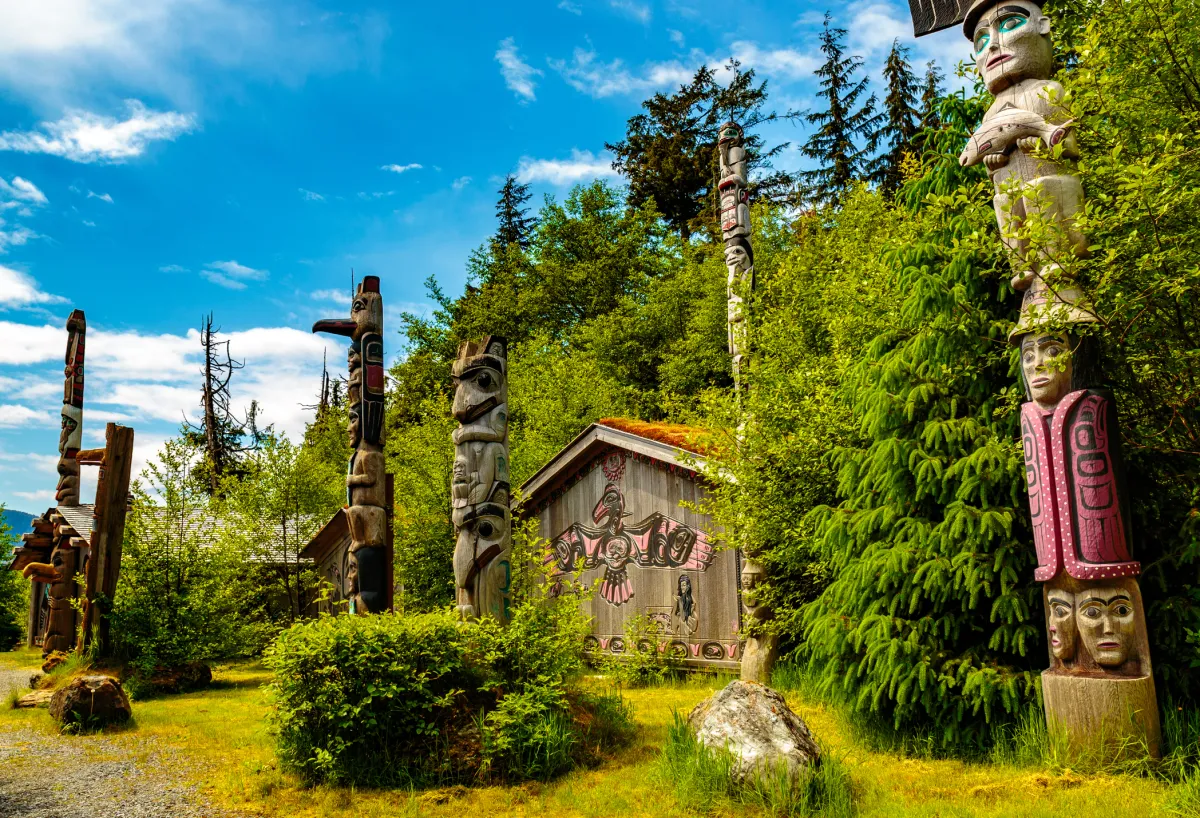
top-left (717, 122), bottom-right (776, 683)
top-left (450, 336), bottom-right (512, 624)
top-left (906, 0), bottom-right (1160, 758)
top-left (57, 310), bottom-right (86, 505)
top-left (314, 276), bottom-right (389, 614)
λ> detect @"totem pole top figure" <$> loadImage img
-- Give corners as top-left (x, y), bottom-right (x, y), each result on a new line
top-left (313, 276), bottom-right (385, 448)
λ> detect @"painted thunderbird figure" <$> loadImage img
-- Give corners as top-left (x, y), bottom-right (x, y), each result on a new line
top-left (548, 481), bottom-right (715, 605)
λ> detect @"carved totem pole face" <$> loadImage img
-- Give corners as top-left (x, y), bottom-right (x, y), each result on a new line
top-left (1076, 587), bottom-right (1136, 667)
top-left (1021, 333), bottom-right (1073, 410)
top-left (59, 404), bottom-right (83, 454)
top-left (1046, 588), bottom-right (1077, 661)
top-left (741, 560), bottom-right (769, 622)
top-left (970, 1), bottom-right (1052, 93)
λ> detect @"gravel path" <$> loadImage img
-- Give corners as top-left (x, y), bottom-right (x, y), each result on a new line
top-left (0, 726), bottom-right (249, 817)
top-left (0, 668), bottom-right (32, 698)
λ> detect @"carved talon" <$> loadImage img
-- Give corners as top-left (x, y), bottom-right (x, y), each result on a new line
top-left (983, 153), bottom-right (1010, 172)
top-left (1017, 135), bottom-right (1043, 152)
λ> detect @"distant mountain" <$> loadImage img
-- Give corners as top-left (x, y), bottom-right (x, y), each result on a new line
top-left (2, 509), bottom-right (36, 536)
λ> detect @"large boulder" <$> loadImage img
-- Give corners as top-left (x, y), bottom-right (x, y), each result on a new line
top-left (49, 675), bottom-right (132, 727)
top-left (147, 662), bottom-right (213, 694)
top-left (687, 680), bottom-right (820, 784)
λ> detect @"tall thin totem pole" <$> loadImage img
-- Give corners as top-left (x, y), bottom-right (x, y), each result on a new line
top-left (56, 310), bottom-right (86, 505)
top-left (718, 122), bottom-right (777, 683)
top-left (451, 336), bottom-right (512, 625)
top-left (314, 276), bottom-right (389, 615)
top-left (907, 0), bottom-right (1160, 757)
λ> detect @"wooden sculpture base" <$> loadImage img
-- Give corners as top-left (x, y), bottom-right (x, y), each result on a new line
top-left (740, 633), bottom-right (779, 684)
top-left (1042, 671), bottom-right (1161, 761)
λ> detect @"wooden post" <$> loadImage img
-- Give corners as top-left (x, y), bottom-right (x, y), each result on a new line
top-left (77, 423), bottom-right (134, 657)
top-left (386, 473), bottom-right (395, 613)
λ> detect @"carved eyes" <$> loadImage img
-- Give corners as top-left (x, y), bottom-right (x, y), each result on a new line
top-left (998, 14), bottom-right (1028, 33)
top-left (1081, 604), bottom-right (1102, 620)
top-left (974, 31), bottom-right (991, 54)
top-left (1050, 603), bottom-right (1071, 619)
top-left (1113, 604), bottom-right (1132, 618)
top-left (479, 521), bottom-right (494, 537)
top-left (477, 372), bottom-right (493, 389)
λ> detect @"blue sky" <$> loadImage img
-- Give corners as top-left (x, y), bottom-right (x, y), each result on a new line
top-left (0, 0), bottom-right (964, 512)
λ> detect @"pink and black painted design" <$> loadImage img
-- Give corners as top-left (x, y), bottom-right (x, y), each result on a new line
top-left (1022, 388), bottom-right (1139, 582)
top-left (547, 480), bottom-right (715, 606)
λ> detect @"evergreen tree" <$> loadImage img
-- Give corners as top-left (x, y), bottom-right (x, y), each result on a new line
top-left (869, 40), bottom-right (921, 196)
top-left (802, 93), bottom-right (1037, 748)
top-left (800, 14), bottom-right (883, 207)
top-left (919, 60), bottom-right (945, 131)
top-left (493, 174), bottom-right (536, 250)
top-left (607, 60), bottom-right (796, 241)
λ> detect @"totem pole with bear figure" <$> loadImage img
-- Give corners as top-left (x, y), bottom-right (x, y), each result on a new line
top-left (717, 121), bottom-right (777, 683)
top-left (906, 0), bottom-right (1160, 758)
top-left (450, 336), bottom-right (512, 625)
top-left (313, 276), bottom-right (389, 614)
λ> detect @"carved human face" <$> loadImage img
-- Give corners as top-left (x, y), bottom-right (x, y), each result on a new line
top-left (741, 561), bottom-right (768, 620)
top-left (678, 574), bottom-right (692, 595)
top-left (1076, 588), bottom-right (1136, 667)
top-left (725, 244), bottom-right (751, 277)
top-left (1046, 589), bottom-right (1076, 661)
top-left (59, 404), bottom-right (82, 452)
top-left (347, 408), bottom-right (361, 448)
top-left (457, 509), bottom-right (509, 567)
top-left (1021, 333), bottom-right (1073, 410)
top-left (972, 1), bottom-right (1053, 93)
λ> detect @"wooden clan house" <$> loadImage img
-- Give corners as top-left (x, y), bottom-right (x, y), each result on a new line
top-left (520, 418), bottom-right (741, 669)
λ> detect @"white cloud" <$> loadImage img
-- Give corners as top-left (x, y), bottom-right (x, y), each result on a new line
top-left (730, 41), bottom-right (820, 81)
top-left (381, 163), bottom-right (422, 174)
top-left (452, 176), bottom-right (472, 191)
top-left (668, 29), bottom-right (685, 47)
top-left (0, 100), bottom-right (196, 163)
top-left (496, 37), bottom-right (542, 102)
top-left (87, 190), bottom-right (114, 203)
top-left (0, 404), bottom-right (55, 428)
top-left (159, 264), bottom-right (188, 273)
top-left (549, 48), bottom-right (693, 98)
top-left (516, 149), bottom-right (618, 186)
top-left (357, 190), bottom-right (394, 200)
top-left (299, 188), bottom-right (325, 202)
top-left (311, 288), bottom-right (352, 306)
top-left (82, 220), bottom-right (96, 227)
top-left (0, 226), bottom-right (40, 254)
top-left (11, 489), bottom-right (56, 507)
top-left (0, 451), bottom-right (59, 476)
top-left (558, 0), bottom-right (582, 14)
top-left (0, 177), bottom-right (47, 206)
top-left (846, 2), bottom-right (913, 57)
top-left (0, 267), bottom-right (65, 309)
top-left (201, 260), bottom-right (268, 290)
top-left (609, 0), bottom-right (651, 23)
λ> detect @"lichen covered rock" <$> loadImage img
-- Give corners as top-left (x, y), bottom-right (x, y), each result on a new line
top-left (49, 674), bottom-right (132, 727)
top-left (687, 680), bottom-right (819, 784)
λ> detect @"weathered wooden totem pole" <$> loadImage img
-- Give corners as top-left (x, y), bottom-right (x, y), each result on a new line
top-left (451, 336), bottom-right (512, 624)
top-left (314, 276), bottom-right (390, 614)
top-left (56, 310), bottom-right (86, 505)
top-left (718, 122), bottom-right (776, 683)
top-left (907, 0), bottom-right (1161, 758)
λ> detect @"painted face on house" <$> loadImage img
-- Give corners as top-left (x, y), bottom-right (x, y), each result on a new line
top-left (972, 1), bottom-right (1053, 93)
top-left (1021, 333), bottom-right (1073, 410)
top-left (1076, 588), bottom-right (1136, 667)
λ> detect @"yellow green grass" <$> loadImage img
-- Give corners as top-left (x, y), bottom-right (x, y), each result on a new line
top-left (0, 647), bottom-right (1188, 817)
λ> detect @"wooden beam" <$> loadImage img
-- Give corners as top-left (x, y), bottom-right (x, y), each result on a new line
top-left (77, 423), bottom-right (134, 658)
top-left (31, 518), bottom-right (54, 534)
top-left (386, 473), bottom-right (395, 613)
top-left (75, 448), bottom-right (106, 466)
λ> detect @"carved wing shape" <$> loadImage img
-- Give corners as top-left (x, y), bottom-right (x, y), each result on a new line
top-left (546, 523), bottom-right (606, 574)
top-left (628, 513), bottom-right (715, 571)
top-left (1021, 402), bottom-right (1061, 582)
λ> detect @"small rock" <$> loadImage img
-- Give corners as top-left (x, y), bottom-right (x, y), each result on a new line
top-left (147, 662), bottom-right (213, 694)
top-left (49, 675), bottom-right (132, 727)
top-left (28, 672), bottom-right (45, 688)
top-left (687, 680), bottom-right (820, 785)
top-left (16, 690), bottom-right (54, 708)
top-left (42, 651), bottom-right (70, 673)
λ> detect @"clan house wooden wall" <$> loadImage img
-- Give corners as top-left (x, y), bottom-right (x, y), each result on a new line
top-left (525, 427), bottom-right (741, 669)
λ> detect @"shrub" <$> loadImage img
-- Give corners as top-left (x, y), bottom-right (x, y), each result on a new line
top-left (602, 613), bottom-right (685, 688)
top-left (266, 593), bottom-right (635, 787)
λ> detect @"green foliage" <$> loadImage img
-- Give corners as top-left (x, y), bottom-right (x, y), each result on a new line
top-left (110, 438), bottom-right (253, 674)
top-left (602, 613), bottom-right (685, 688)
top-left (266, 590), bottom-right (632, 787)
top-left (656, 710), bottom-right (854, 817)
top-left (0, 507), bottom-right (27, 650)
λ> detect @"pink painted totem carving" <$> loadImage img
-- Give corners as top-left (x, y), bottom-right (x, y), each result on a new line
top-left (905, 0), bottom-right (1160, 756)
top-left (313, 277), bottom-right (389, 615)
top-left (57, 310), bottom-right (86, 505)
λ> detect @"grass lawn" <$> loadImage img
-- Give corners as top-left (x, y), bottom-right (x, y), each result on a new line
top-left (0, 646), bottom-right (1187, 817)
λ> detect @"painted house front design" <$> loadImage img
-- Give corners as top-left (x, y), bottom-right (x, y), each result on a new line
top-left (520, 419), bottom-right (742, 669)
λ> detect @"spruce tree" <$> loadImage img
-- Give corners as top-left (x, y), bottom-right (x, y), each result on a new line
top-left (607, 60), bottom-right (796, 241)
top-left (869, 40), bottom-right (921, 196)
top-left (919, 60), bottom-right (945, 132)
top-left (800, 14), bottom-right (883, 207)
top-left (494, 174), bottom-right (536, 250)
top-left (803, 91), bottom-right (1040, 748)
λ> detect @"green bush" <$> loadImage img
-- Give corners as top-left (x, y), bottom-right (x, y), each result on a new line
top-left (601, 613), bottom-right (685, 688)
top-left (266, 595), bottom-right (634, 787)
